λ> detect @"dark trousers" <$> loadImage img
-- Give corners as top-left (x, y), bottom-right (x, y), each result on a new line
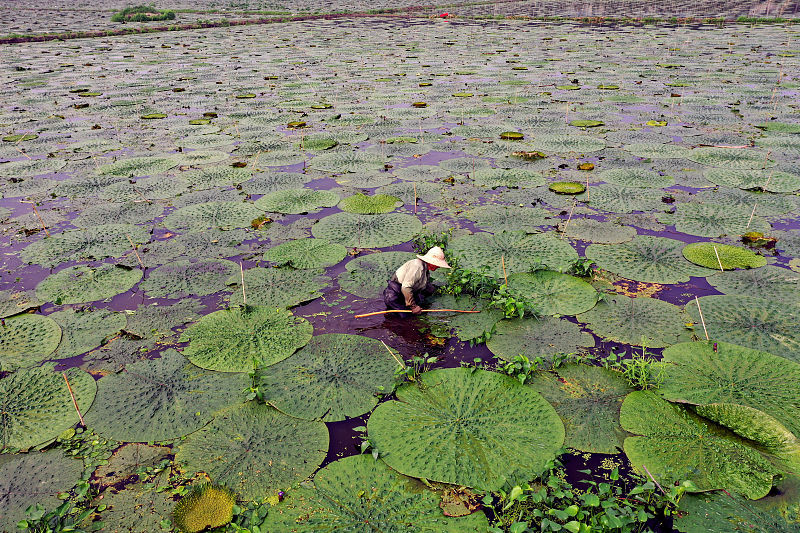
top-left (383, 280), bottom-right (436, 312)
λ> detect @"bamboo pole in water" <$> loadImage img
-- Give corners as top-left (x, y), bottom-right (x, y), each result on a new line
top-left (355, 309), bottom-right (481, 318)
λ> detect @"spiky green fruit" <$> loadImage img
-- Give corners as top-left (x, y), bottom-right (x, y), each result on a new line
top-left (173, 484), bottom-right (235, 533)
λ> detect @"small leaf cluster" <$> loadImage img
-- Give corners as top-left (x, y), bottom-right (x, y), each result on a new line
top-left (111, 5), bottom-right (176, 22)
top-left (600, 348), bottom-right (665, 391)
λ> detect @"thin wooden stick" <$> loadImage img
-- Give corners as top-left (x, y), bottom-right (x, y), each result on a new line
top-left (712, 246), bottom-right (724, 272)
top-left (240, 263), bottom-right (246, 305)
top-left (746, 202), bottom-right (758, 228)
top-left (252, 150), bottom-right (262, 170)
top-left (131, 184), bottom-right (152, 204)
top-left (763, 170), bottom-right (773, 191)
top-left (63, 372), bottom-right (85, 426)
top-left (501, 255), bottom-right (508, 286)
top-left (413, 183), bottom-right (417, 214)
top-left (762, 150), bottom-right (772, 169)
top-left (355, 309), bottom-right (481, 318)
top-left (126, 234), bottom-right (144, 268)
top-left (380, 340), bottom-right (405, 368)
top-left (694, 296), bottom-right (709, 341)
top-left (21, 201), bottom-right (49, 236)
top-left (641, 464), bottom-right (670, 502)
top-left (561, 199), bottom-right (577, 239)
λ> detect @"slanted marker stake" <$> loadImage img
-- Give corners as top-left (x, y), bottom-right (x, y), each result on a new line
top-left (746, 202), bottom-right (758, 229)
top-left (501, 255), bottom-right (508, 286)
top-left (22, 201), bottom-right (49, 237)
top-left (63, 372), bottom-right (85, 426)
top-left (413, 183), bottom-right (417, 215)
top-left (712, 246), bottom-right (724, 272)
top-left (694, 296), bottom-right (709, 341)
top-left (561, 199), bottom-right (577, 240)
top-left (380, 340), bottom-right (405, 368)
top-left (126, 233), bottom-right (144, 269)
top-left (240, 263), bottom-right (247, 306)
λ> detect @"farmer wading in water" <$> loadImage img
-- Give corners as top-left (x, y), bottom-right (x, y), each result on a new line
top-left (383, 246), bottom-right (451, 315)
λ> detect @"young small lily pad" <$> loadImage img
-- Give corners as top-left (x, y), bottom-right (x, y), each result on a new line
top-left (549, 182), bottom-right (586, 194)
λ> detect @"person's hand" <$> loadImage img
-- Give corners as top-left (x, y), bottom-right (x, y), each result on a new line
top-left (411, 305), bottom-right (422, 314)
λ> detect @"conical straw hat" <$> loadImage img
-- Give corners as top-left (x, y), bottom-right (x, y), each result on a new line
top-left (416, 246), bottom-right (451, 268)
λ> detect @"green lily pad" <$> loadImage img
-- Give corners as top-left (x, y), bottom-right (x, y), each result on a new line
top-left (95, 443), bottom-right (170, 486)
top-left (338, 251), bottom-right (416, 298)
top-left (124, 300), bottom-right (203, 340)
top-left (470, 168), bottom-right (545, 188)
top-left (704, 168), bottom-right (800, 193)
top-left (183, 166), bottom-right (251, 190)
top-left (0, 364), bottom-right (95, 451)
top-left (91, 472), bottom-right (172, 532)
top-left (450, 232), bottom-right (578, 278)
top-left (586, 236), bottom-right (716, 284)
top-left (659, 204), bottom-right (769, 238)
top-left (180, 306), bottom-right (313, 372)
top-left (707, 265), bottom-right (800, 300)
top-left (36, 265), bottom-right (142, 305)
top-left (260, 333), bottom-right (397, 422)
top-left (507, 270), bottom-right (598, 316)
top-left (163, 201), bottom-right (263, 231)
top-left (660, 341), bottom-right (800, 438)
top-left (676, 490), bottom-right (797, 533)
top-left (140, 259), bottom-right (238, 299)
top-left (0, 158), bottom-right (66, 178)
top-left (486, 316), bottom-right (595, 363)
top-left (531, 135), bottom-right (606, 154)
top-left (579, 184), bottom-right (664, 213)
top-left (51, 308), bottom-right (126, 358)
top-left (338, 193), bottom-right (402, 214)
top-left (424, 294), bottom-right (504, 343)
top-left (20, 224), bottom-right (150, 268)
top-left (623, 143), bottom-right (691, 159)
top-left (368, 367), bottom-right (565, 490)
top-left (226, 268), bottom-right (329, 308)
top-left (577, 294), bottom-right (689, 348)
top-left (311, 212), bottom-right (422, 248)
top-left (620, 390), bottom-right (780, 499)
top-left (687, 147), bottom-right (775, 169)
top-left (97, 156), bottom-right (178, 177)
top-left (682, 242), bottom-right (767, 270)
top-left (528, 364), bottom-right (633, 454)
top-left (0, 450), bottom-right (84, 528)
top-left (463, 206), bottom-right (549, 233)
top-left (254, 188), bottom-right (339, 214)
top-left (263, 238), bottom-right (347, 269)
top-left (0, 313), bottom-right (61, 370)
top-left (310, 151), bottom-right (385, 173)
top-left (3, 133), bottom-right (38, 142)
top-left (685, 296), bottom-right (800, 363)
top-left (73, 201), bottom-right (164, 228)
top-left (561, 218), bottom-right (637, 244)
top-left (0, 290), bottom-right (40, 319)
top-left (599, 168), bottom-right (675, 188)
top-left (549, 182), bottom-right (585, 194)
top-left (262, 454), bottom-right (489, 532)
top-left (570, 120), bottom-right (604, 128)
top-left (84, 349), bottom-right (249, 442)
top-left (176, 403), bottom-right (328, 500)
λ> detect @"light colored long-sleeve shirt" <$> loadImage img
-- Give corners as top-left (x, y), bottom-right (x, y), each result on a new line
top-left (392, 258), bottom-right (430, 307)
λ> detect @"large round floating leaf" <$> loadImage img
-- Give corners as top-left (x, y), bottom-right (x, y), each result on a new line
top-left (424, 294), bottom-right (504, 343)
top-left (577, 294), bottom-right (689, 348)
top-left (91, 472), bottom-right (172, 532)
top-left (141, 259), bottom-right (238, 299)
top-left (704, 168), bottom-right (800, 193)
top-left (561, 218), bottom-right (637, 244)
top-left (84, 349), bottom-right (249, 442)
top-left (263, 454), bottom-right (488, 532)
top-left (676, 490), bottom-right (797, 533)
top-left (254, 188), bottom-right (339, 214)
top-left (163, 201), bottom-right (263, 231)
top-left (338, 251), bottom-right (416, 298)
top-left (586, 236), bottom-right (716, 284)
top-left (20, 224), bottom-right (150, 267)
top-left (487, 316), bottom-right (595, 363)
top-left (241, 171), bottom-right (312, 195)
top-left (0, 313), bottom-right (61, 370)
top-left (599, 168), bottom-right (674, 188)
top-left (260, 333), bottom-right (396, 422)
top-left (624, 143), bottom-right (691, 159)
top-left (707, 265), bottom-right (800, 300)
top-left (176, 150), bottom-right (229, 166)
top-left (694, 187), bottom-right (794, 217)
top-left (0, 290), bottom-right (40, 319)
top-left (450, 232), bottom-right (577, 278)
top-left (338, 193), bottom-right (402, 214)
top-left (685, 296), bottom-right (800, 363)
top-left (368, 368), bottom-right (565, 490)
top-left (660, 341), bottom-right (800, 438)
top-left (620, 391), bottom-right (780, 499)
top-left (0, 364), bottom-right (95, 451)
top-left (463, 206), bottom-right (549, 233)
top-left (51, 308), bottom-right (126, 358)
top-left (183, 165), bottom-right (251, 190)
top-left (310, 151), bottom-right (384, 173)
top-left (54, 174), bottom-right (127, 198)
top-left (73, 201), bottom-right (164, 228)
top-left (176, 403), bottom-right (327, 500)
top-left (580, 184), bottom-right (664, 213)
top-left (0, 158), bottom-right (66, 177)
top-left (507, 271), bottom-right (598, 316)
top-left (440, 157), bottom-right (491, 174)
top-left (95, 443), bottom-right (170, 486)
top-left (682, 242), bottom-right (767, 270)
top-left (263, 238), bottom-right (346, 269)
top-left (311, 212), bottom-right (422, 248)
top-left (97, 155), bottom-right (179, 177)
top-left (659, 204), bottom-right (769, 238)
top-left (531, 134), bottom-right (606, 153)
top-left (469, 168), bottom-right (545, 188)
top-left (528, 364), bottom-right (633, 454)
top-left (687, 147), bottom-right (775, 169)
top-left (180, 306), bottom-right (313, 372)
top-left (0, 450), bottom-right (84, 528)
top-left (36, 264), bottom-right (142, 305)
top-left (124, 300), bottom-right (203, 340)
top-left (226, 268), bottom-right (329, 308)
